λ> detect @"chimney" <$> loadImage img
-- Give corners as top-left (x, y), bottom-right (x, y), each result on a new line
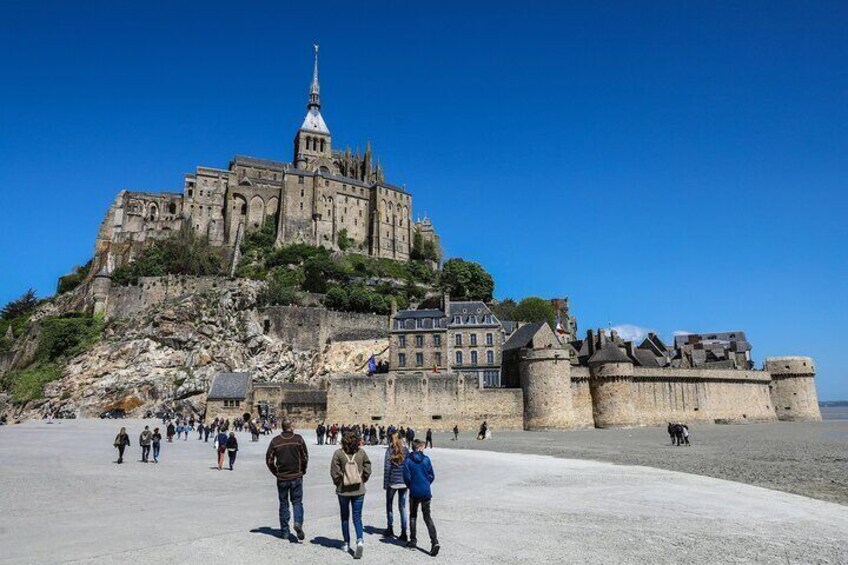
top-left (586, 329), bottom-right (595, 356)
top-left (442, 292), bottom-right (451, 316)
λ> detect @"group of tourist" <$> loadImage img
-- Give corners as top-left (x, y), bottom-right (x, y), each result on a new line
top-left (314, 422), bottom-right (435, 449)
top-left (667, 422), bottom-right (692, 446)
top-left (268, 418), bottom-right (440, 559)
top-left (113, 417), bottom-right (244, 469)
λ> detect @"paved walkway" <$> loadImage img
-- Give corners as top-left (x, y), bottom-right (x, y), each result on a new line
top-left (1, 419), bottom-right (846, 564)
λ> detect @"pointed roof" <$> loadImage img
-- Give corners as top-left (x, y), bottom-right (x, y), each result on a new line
top-left (588, 344), bottom-right (632, 365)
top-left (300, 43), bottom-right (330, 135)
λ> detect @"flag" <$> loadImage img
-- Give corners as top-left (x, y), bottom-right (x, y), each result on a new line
top-left (367, 354), bottom-right (377, 375)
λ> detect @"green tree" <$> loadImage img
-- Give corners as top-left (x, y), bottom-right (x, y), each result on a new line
top-left (337, 228), bottom-right (354, 251)
top-left (439, 258), bottom-right (495, 302)
top-left (1, 289), bottom-right (39, 321)
top-left (111, 225), bottom-right (225, 286)
top-left (491, 298), bottom-right (518, 321)
top-left (513, 297), bottom-right (556, 329)
top-left (411, 230), bottom-right (440, 262)
top-left (57, 260), bottom-right (93, 295)
top-left (323, 286), bottom-right (349, 311)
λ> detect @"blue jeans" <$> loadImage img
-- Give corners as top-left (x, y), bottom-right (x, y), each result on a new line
top-left (338, 494), bottom-right (364, 544)
top-left (386, 488), bottom-right (408, 531)
top-left (277, 479), bottom-right (304, 535)
top-left (152, 444), bottom-right (160, 461)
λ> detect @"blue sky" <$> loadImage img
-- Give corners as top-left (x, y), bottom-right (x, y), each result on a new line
top-left (1, 1), bottom-right (846, 399)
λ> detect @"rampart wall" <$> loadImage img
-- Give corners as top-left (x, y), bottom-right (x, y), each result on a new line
top-left (261, 306), bottom-right (388, 350)
top-left (104, 276), bottom-right (250, 320)
top-left (325, 372), bottom-right (524, 431)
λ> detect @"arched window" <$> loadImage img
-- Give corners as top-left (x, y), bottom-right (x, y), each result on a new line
top-left (455, 351), bottom-right (463, 365)
top-left (168, 202), bottom-right (177, 215)
top-left (320, 138), bottom-right (325, 152)
top-left (147, 204), bottom-right (158, 221)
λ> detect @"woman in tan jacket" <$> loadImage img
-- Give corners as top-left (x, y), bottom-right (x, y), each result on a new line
top-left (330, 431), bottom-right (372, 558)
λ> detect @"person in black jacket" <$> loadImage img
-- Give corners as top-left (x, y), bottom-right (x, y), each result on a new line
top-left (114, 427), bottom-right (130, 464)
top-left (425, 429), bottom-right (433, 449)
top-left (266, 418), bottom-right (309, 541)
top-left (226, 432), bottom-right (239, 470)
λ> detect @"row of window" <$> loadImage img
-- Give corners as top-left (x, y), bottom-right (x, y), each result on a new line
top-left (397, 350), bottom-right (496, 367)
top-left (397, 334), bottom-right (442, 348)
top-left (394, 319), bottom-right (448, 330)
top-left (222, 400), bottom-right (240, 408)
top-left (451, 314), bottom-right (494, 325)
top-left (455, 333), bottom-right (495, 347)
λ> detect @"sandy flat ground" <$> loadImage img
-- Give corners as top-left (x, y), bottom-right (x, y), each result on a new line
top-left (442, 415), bottom-right (848, 505)
top-left (1, 419), bottom-right (847, 565)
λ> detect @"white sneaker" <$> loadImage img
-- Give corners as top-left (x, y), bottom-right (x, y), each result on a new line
top-left (342, 543), bottom-right (349, 554)
top-left (354, 540), bottom-right (364, 559)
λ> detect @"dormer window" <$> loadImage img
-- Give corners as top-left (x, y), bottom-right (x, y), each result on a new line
top-left (468, 315), bottom-right (477, 324)
top-left (452, 316), bottom-right (462, 325)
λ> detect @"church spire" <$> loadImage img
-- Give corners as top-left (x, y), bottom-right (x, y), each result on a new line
top-left (308, 43), bottom-right (320, 110)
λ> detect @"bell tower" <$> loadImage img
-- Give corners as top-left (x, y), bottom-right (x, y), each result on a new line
top-left (293, 44), bottom-right (332, 170)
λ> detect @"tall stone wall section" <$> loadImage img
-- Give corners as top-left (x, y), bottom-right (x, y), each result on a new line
top-left (569, 367), bottom-right (595, 428)
top-left (629, 368), bottom-right (776, 426)
top-left (104, 276), bottom-right (252, 320)
top-left (262, 306), bottom-right (387, 350)
top-left (325, 372), bottom-right (523, 431)
top-left (520, 349), bottom-right (574, 430)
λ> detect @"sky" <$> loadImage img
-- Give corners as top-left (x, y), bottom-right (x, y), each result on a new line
top-left (0, 1), bottom-right (846, 399)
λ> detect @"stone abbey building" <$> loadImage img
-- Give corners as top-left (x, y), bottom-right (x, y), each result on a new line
top-left (91, 45), bottom-right (437, 276)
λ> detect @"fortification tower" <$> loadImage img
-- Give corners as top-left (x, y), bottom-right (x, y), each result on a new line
top-left (765, 356), bottom-right (821, 421)
top-left (519, 347), bottom-right (573, 430)
top-left (91, 268), bottom-right (112, 316)
top-left (588, 342), bottom-right (636, 428)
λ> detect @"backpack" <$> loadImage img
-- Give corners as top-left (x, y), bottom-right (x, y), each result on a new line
top-left (343, 453), bottom-right (362, 487)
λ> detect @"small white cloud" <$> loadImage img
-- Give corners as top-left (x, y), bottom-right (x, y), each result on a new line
top-left (673, 330), bottom-right (694, 336)
top-left (611, 324), bottom-right (653, 343)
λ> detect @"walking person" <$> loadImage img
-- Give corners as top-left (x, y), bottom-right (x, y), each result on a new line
top-left (667, 422), bottom-right (675, 445)
top-left (452, 425), bottom-right (459, 441)
top-left (139, 426), bottom-right (153, 463)
top-left (114, 427), bottom-right (130, 464)
top-left (682, 424), bottom-right (691, 446)
top-left (317, 422), bottom-right (325, 446)
top-left (425, 428), bottom-right (433, 449)
top-left (226, 432), bottom-right (239, 470)
top-left (266, 418), bottom-right (309, 542)
top-left (383, 432), bottom-right (409, 541)
top-left (403, 439), bottom-right (440, 556)
top-left (166, 421), bottom-right (175, 442)
top-left (331, 432), bottom-right (372, 558)
top-left (152, 427), bottom-right (162, 463)
top-left (405, 426), bottom-right (415, 447)
top-left (215, 429), bottom-right (228, 470)
top-left (673, 423), bottom-right (684, 446)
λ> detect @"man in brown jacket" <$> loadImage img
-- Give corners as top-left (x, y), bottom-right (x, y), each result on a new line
top-left (266, 418), bottom-right (309, 541)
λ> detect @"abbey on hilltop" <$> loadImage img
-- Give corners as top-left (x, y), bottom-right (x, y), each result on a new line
top-left (91, 45), bottom-right (439, 276)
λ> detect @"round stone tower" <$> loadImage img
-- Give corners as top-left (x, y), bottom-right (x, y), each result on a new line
top-left (91, 268), bottom-right (112, 316)
top-left (519, 348), bottom-right (573, 430)
top-left (765, 356), bottom-right (821, 421)
top-left (588, 345), bottom-right (636, 428)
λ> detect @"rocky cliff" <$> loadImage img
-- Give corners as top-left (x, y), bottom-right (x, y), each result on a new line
top-left (0, 280), bottom-right (389, 421)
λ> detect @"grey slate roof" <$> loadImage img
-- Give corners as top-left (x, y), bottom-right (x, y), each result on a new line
top-left (501, 320), bottom-right (518, 335)
top-left (207, 372), bottom-right (252, 400)
top-left (503, 322), bottom-right (547, 352)
top-left (393, 308), bottom-right (445, 320)
top-left (632, 349), bottom-right (663, 368)
top-left (588, 345), bottom-right (632, 365)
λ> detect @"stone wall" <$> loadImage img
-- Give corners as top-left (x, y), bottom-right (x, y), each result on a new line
top-left (570, 367), bottom-right (596, 428)
top-left (104, 276), bottom-right (252, 320)
top-left (325, 372), bottom-right (524, 431)
top-left (261, 306), bottom-right (388, 350)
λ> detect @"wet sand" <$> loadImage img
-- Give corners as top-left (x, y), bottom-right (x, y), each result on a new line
top-left (440, 408), bottom-right (848, 505)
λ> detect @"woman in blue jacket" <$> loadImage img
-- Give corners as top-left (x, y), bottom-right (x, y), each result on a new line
top-left (383, 431), bottom-right (409, 541)
top-left (402, 439), bottom-right (440, 556)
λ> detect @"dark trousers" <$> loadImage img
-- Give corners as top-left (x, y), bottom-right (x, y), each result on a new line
top-left (141, 445), bottom-right (150, 461)
top-left (409, 497), bottom-right (437, 544)
top-left (117, 445), bottom-right (125, 463)
top-left (425, 438), bottom-right (433, 449)
top-left (277, 478), bottom-right (304, 536)
top-left (152, 444), bottom-right (160, 461)
top-left (228, 450), bottom-right (237, 469)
